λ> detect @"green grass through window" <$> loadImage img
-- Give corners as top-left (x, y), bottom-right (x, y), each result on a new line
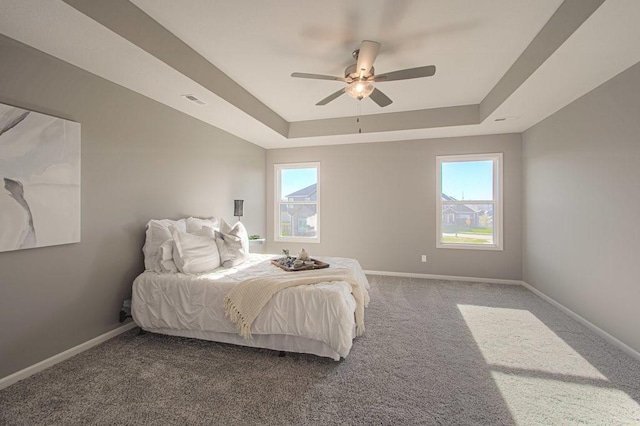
top-left (442, 236), bottom-right (491, 244)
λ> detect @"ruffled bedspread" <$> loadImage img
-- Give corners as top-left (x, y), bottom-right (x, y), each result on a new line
top-left (132, 254), bottom-right (370, 358)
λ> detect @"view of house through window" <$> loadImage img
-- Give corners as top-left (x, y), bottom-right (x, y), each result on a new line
top-left (275, 162), bottom-right (320, 242)
top-left (436, 153), bottom-right (502, 250)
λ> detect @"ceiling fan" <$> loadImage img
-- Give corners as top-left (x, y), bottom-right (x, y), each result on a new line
top-left (291, 40), bottom-right (436, 107)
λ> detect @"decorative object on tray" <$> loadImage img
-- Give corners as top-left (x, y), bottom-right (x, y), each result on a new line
top-left (297, 248), bottom-right (310, 261)
top-left (248, 234), bottom-right (261, 240)
top-left (272, 257), bottom-right (329, 272)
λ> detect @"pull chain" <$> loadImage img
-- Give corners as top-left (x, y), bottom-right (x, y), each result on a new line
top-left (357, 100), bottom-right (362, 134)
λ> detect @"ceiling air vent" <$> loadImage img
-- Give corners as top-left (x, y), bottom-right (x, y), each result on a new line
top-left (494, 115), bottom-right (520, 122)
top-left (182, 94), bottom-right (206, 105)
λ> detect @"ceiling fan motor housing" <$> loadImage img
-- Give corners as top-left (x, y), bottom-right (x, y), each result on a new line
top-left (345, 64), bottom-right (374, 80)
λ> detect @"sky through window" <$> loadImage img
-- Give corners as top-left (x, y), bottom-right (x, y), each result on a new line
top-left (442, 160), bottom-right (493, 200)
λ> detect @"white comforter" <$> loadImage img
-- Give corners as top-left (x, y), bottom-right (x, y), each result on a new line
top-left (132, 254), bottom-right (370, 358)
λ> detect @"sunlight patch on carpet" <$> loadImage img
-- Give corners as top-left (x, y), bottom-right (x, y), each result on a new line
top-left (457, 304), bottom-right (604, 378)
top-left (491, 371), bottom-right (640, 424)
top-left (458, 304), bottom-right (640, 424)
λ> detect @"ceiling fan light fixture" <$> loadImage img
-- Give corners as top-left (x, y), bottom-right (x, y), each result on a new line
top-left (292, 40), bottom-right (435, 107)
top-left (345, 80), bottom-right (374, 100)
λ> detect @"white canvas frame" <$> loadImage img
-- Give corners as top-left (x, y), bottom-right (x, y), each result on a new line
top-left (0, 103), bottom-right (81, 253)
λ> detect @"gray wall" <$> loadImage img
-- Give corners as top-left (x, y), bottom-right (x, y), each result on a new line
top-left (267, 134), bottom-right (522, 280)
top-left (0, 35), bottom-right (266, 378)
top-left (523, 62), bottom-right (640, 354)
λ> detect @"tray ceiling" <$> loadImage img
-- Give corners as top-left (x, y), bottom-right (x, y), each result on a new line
top-left (1, 0), bottom-right (639, 148)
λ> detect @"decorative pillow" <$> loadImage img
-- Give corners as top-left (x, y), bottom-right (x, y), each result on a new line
top-left (171, 229), bottom-right (221, 274)
top-left (195, 226), bottom-right (216, 239)
top-left (214, 230), bottom-right (247, 268)
top-left (158, 239), bottom-right (178, 273)
top-left (186, 217), bottom-right (220, 234)
top-left (142, 219), bottom-right (186, 272)
top-left (219, 218), bottom-right (249, 256)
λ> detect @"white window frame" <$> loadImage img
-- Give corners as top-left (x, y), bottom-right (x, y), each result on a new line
top-left (436, 153), bottom-right (503, 251)
top-left (274, 162), bottom-right (320, 243)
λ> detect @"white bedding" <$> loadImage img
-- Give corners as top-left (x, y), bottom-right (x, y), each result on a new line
top-left (132, 254), bottom-right (370, 359)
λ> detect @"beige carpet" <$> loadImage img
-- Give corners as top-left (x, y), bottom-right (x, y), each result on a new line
top-left (1, 275), bottom-right (640, 425)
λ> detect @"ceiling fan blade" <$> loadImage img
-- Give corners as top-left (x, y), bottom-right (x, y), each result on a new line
top-left (374, 65), bottom-right (436, 82)
top-left (356, 40), bottom-right (381, 76)
top-left (369, 88), bottom-right (393, 107)
top-left (291, 72), bottom-right (347, 82)
top-left (316, 88), bottom-right (346, 106)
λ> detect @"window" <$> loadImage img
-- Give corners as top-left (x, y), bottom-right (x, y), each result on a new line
top-left (436, 153), bottom-right (503, 250)
top-left (275, 162), bottom-right (320, 243)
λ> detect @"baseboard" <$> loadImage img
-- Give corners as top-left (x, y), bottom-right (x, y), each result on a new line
top-left (363, 270), bottom-right (521, 285)
top-left (521, 281), bottom-right (640, 363)
top-left (0, 321), bottom-right (137, 391)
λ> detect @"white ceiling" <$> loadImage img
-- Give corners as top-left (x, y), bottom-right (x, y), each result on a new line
top-left (130, 0), bottom-right (560, 121)
top-left (1, 0), bottom-right (640, 149)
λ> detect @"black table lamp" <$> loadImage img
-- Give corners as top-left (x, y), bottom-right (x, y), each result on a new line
top-left (234, 200), bottom-right (244, 222)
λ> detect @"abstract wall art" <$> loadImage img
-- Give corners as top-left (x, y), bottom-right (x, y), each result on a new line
top-left (0, 103), bottom-right (80, 253)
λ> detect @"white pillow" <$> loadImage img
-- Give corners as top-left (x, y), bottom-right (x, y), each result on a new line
top-left (142, 219), bottom-right (185, 271)
top-left (195, 226), bottom-right (216, 239)
top-left (214, 231), bottom-right (246, 268)
top-left (219, 218), bottom-right (249, 256)
top-left (186, 217), bottom-right (220, 234)
top-left (172, 229), bottom-right (221, 274)
top-left (158, 239), bottom-right (178, 273)
top-left (152, 218), bottom-right (187, 232)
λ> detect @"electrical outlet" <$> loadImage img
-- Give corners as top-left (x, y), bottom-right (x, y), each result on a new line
top-left (421, 255), bottom-right (427, 263)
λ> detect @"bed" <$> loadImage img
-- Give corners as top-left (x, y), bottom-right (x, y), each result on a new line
top-left (131, 253), bottom-right (370, 360)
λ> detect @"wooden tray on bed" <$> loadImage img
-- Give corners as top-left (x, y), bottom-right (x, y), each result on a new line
top-left (271, 258), bottom-right (330, 272)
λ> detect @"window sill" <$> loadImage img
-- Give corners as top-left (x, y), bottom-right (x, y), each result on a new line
top-left (437, 243), bottom-right (503, 251)
top-left (274, 237), bottom-right (321, 244)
